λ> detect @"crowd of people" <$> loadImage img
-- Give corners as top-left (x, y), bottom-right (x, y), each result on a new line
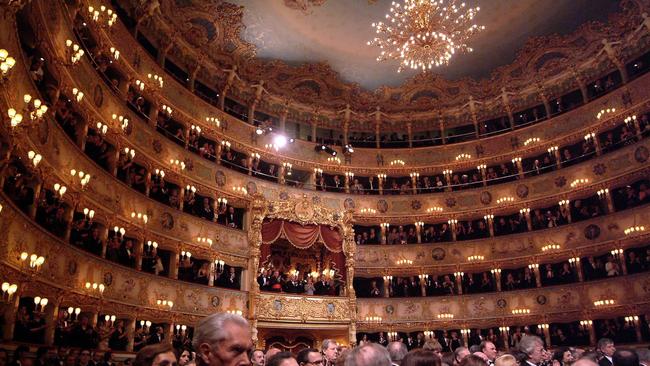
top-left (256, 269), bottom-right (342, 296)
top-left (6, 313), bottom-right (646, 366)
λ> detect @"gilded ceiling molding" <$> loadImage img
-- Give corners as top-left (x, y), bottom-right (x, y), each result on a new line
top-left (283, 0), bottom-right (328, 14)
top-left (116, 0), bottom-right (645, 122)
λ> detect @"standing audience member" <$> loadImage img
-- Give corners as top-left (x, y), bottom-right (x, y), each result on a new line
top-left (598, 338), bottom-right (616, 366)
top-left (192, 313), bottom-right (252, 366)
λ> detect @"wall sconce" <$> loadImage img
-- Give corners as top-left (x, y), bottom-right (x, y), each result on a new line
top-left (232, 186), bottom-right (248, 195)
top-left (185, 185), bottom-right (197, 194)
top-left (511, 157), bottom-right (522, 164)
top-left (88, 4), bottom-right (118, 27)
top-left (190, 125), bottom-right (202, 135)
top-left (593, 299), bottom-right (615, 307)
top-left (382, 275), bottom-right (393, 282)
top-left (496, 197), bottom-right (515, 204)
top-left (156, 299), bottom-right (174, 309)
top-left (442, 169), bottom-right (453, 176)
top-left (541, 244), bottom-right (561, 252)
top-left (313, 168), bottom-right (323, 176)
top-left (380, 223), bottom-right (390, 230)
top-left (597, 188), bottom-right (609, 198)
top-left (596, 108), bottom-right (616, 119)
top-left (53, 183), bottom-right (67, 198)
top-left (387, 331), bottom-right (399, 341)
top-left (130, 211), bottom-right (148, 224)
top-left (96, 122), bottom-right (108, 135)
top-left (104, 314), bottom-right (117, 326)
top-left (196, 237), bottom-right (213, 246)
top-left (27, 150), bottom-right (42, 167)
top-left (453, 271), bottom-right (464, 278)
top-left (180, 251), bottom-right (192, 260)
top-left (570, 178), bottom-right (589, 188)
top-left (558, 199), bottom-right (570, 208)
top-left (568, 257), bottom-right (580, 266)
top-left (447, 219), bottom-right (458, 225)
top-left (23, 94), bottom-right (48, 121)
top-left (154, 169), bottom-right (165, 179)
top-left (455, 153), bottom-right (471, 161)
top-left (409, 172), bottom-right (420, 179)
top-left (139, 320), bottom-right (152, 329)
top-left (221, 140), bottom-right (231, 149)
top-left (547, 146), bottom-right (558, 154)
top-left (524, 137), bottom-right (541, 146)
top-left (611, 248), bottom-right (624, 258)
top-left (147, 73), bottom-right (164, 88)
top-left (579, 320), bottom-right (592, 330)
top-left (134, 79), bottom-right (145, 92)
top-left (109, 47), bottom-right (120, 60)
top-left (227, 309), bottom-right (243, 316)
top-left (146, 240), bottom-right (158, 253)
top-left (70, 169), bottom-right (91, 188)
top-left (365, 316), bottom-right (382, 322)
top-left (112, 114), bottom-right (129, 132)
top-left (584, 132), bottom-right (596, 141)
top-left (82, 208), bottom-right (95, 221)
top-left (113, 226), bottom-right (126, 237)
top-left (437, 313), bottom-right (454, 319)
top-left (20, 252), bottom-right (45, 270)
top-left (424, 330), bottom-right (435, 339)
top-left (0, 49), bottom-right (16, 81)
top-left (396, 259), bottom-right (413, 265)
top-left (483, 214), bottom-right (494, 221)
top-left (344, 171), bottom-right (355, 179)
top-left (214, 259), bottom-right (225, 272)
top-left (624, 115), bottom-right (637, 126)
top-left (476, 164), bottom-right (486, 171)
top-left (491, 268), bottom-right (501, 275)
top-left (519, 208), bottom-right (530, 215)
top-left (161, 104), bottom-right (172, 117)
top-left (1, 282), bottom-right (18, 301)
top-left (460, 329), bottom-right (470, 336)
top-left (377, 173), bottom-right (387, 180)
top-left (538, 323), bottom-right (549, 330)
top-left (418, 274), bottom-right (429, 281)
top-left (174, 324), bottom-right (188, 335)
top-left (390, 160), bottom-right (405, 166)
top-left (33, 296), bottom-right (48, 312)
top-left (327, 156), bottom-right (341, 164)
top-left (66, 307), bottom-right (81, 320)
top-left (217, 197), bottom-right (228, 209)
top-left (170, 159), bottom-right (186, 171)
top-left (499, 326), bottom-right (510, 333)
top-left (414, 221), bottom-right (424, 229)
top-left (7, 108), bottom-right (23, 127)
top-left (528, 263), bottom-right (539, 270)
top-left (206, 117), bottom-right (220, 127)
top-left (360, 208), bottom-right (377, 214)
top-left (84, 282), bottom-right (106, 294)
top-left (427, 207), bottom-right (443, 213)
top-left (624, 226), bottom-right (645, 235)
top-left (71, 88), bottom-right (84, 103)
top-left (467, 255), bottom-right (484, 262)
top-left (625, 316), bottom-right (639, 325)
top-left (511, 308), bottom-right (530, 315)
top-left (64, 39), bottom-right (84, 65)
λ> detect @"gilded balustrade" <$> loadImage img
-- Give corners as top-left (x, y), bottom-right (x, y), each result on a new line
top-left (37, 0), bottom-right (650, 172)
top-left (356, 272), bottom-right (650, 330)
top-left (354, 203), bottom-right (650, 272)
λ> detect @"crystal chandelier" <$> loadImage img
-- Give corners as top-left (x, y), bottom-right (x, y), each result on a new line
top-left (367, 0), bottom-right (484, 72)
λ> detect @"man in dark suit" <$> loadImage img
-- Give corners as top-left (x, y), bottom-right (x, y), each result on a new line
top-left (440, 330), bottom-right (452, 352)
top-left (598, 338), bottom-right (616, 366)
top-left (283, 275), bottom-right (303, 294)
top-left (406, 334), bottom-right (416, 350)
top-left (315, 278), bottom-right (331, 295)
top-left (257, 269), bottom-right (270, 291)
top-left (118, 240), bottom-right (135, 267)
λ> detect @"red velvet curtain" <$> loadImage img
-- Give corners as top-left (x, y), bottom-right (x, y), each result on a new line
top-left (261, 219), bottom-right (343, 252)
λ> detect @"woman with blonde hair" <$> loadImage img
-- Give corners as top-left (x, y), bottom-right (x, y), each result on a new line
top-left (495, 354), bottom-right (518, 366)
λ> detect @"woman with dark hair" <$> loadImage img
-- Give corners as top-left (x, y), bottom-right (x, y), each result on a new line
top-left (402, 349), bottom-right (442, 366)
top-left (177, 348), bottom-right (193, 366)
top-left (553, 347), bottom-right (574, 366)
top-left (134, 344), bottom-right (176, 366)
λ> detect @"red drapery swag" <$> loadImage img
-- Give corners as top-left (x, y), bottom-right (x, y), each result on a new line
top-left (261, 219), bottom-right (343, 253)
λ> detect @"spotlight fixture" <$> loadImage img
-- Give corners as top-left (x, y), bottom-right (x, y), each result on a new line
top-left (315, 144), bottom-right (337, 156)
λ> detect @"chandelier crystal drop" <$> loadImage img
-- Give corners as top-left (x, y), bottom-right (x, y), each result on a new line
top-left (367, 0), bottom-right (485, 72)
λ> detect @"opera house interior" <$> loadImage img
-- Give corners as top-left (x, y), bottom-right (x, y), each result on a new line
top-left (2, 0), bottom-right (650, 366)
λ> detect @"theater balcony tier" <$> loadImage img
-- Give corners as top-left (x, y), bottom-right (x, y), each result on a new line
top-left (355, 272), bottom-right (650, 331)
top-left (25, 0), bottom-right (650, 168)
top-left (354, 203), bottom-right (650, 272)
